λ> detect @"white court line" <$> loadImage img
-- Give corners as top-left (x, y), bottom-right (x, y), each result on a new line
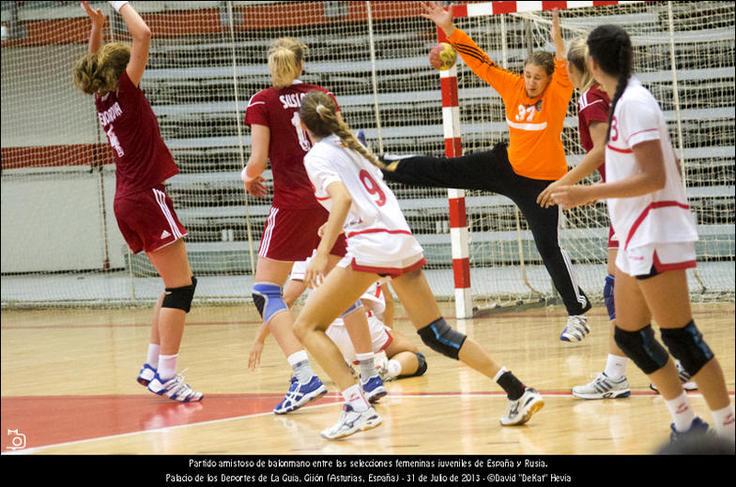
top-left (9, 392), bottom-right (733, 454)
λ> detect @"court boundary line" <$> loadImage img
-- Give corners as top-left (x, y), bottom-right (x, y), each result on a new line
top-left (8, 391), bottom-right (734, 454)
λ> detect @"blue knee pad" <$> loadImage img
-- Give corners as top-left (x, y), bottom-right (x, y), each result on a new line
top-left (417, 318), bottom-right (467, 360)
top-left (252, 282), bottom-right (288, 324)
top-left (340, 300), bottom-right (363, 318)
top-left (604, 274), bottom-right (616, 321)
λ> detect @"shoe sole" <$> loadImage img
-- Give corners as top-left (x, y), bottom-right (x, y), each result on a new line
top-left (650, 383), bottom-right (698, 394)
top-left (321, 414), bottom-right (383, 440)
top-left (367, 388), bottom-right (387, 404)
top-left (500, 398), bottom-right (545, 426)
top-left (572, 389), bottom-right (631, 400)
top-left (273, 386), bottom-right (328, 415)
top-left (148, 387), bottom-right (204, 402)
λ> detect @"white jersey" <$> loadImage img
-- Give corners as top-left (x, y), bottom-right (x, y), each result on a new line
top-left (304, 135), bottom-right (423, 270)
top-left (605, 77), bottom-right (698, 250)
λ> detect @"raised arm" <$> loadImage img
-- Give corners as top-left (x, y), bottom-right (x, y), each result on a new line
top-left (81, 2), bottom-right (105, 53)
top-left (551, 10), bottom-right (565, 61)
top-left (108, 2), bottom-right (151, 87)
top-left (421, 1), bottom-right (520, 99)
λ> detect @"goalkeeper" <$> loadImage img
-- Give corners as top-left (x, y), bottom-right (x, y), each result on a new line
top-left (382, 3), bottom-right (590, 341)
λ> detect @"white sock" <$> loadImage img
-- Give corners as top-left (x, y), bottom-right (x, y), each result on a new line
top-left (665, 391), bottom-right (696, 433)
top-left (386, 359), bottom-right (402, 379)
top-left (287, 350), bottom-right (313, 384)
top-left (603, 354), bottom-right (627, 380)
top-left (710, 405), bottom-right (735, 440)
top-left (146, 344), bottom-right (160, 368)
top-left (341, 384), bottom-right (369, 412)
top-left (158, 354), bottom-right (178, 381)
top-left (356, 352), bottom-right (376, 382)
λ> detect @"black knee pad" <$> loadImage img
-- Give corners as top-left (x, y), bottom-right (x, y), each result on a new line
top-left (661, 321), bottom-right (714, 377)
top-left (417, 318), bottom-right (467, 360)
top-left (413, 352), bottom-right (428, 377)
top-left (162, 276), bottom-right (197, 313)
top-left (614, 324), bottom-right (669, 374)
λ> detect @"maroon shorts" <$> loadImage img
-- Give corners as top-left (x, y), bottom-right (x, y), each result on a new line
top-left (258, 206), bottom-right (347, 261)
top-left (114, 186), bottom-right (187, 254)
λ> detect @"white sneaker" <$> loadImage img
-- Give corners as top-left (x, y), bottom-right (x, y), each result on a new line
top-left (320, 404), bottom-right (382, 440)
top-left (560, 315), bottom-right (590, 342)
top-left (650, 360), bottom-right (698, 393)
top-left (136, 363), bottom-right (157, 387)
top-left (147, 373), bottom-right (204, 402)
top-left (500, 387), bottom-right (544, 426)
top-left (572, 372), bottom-right (631, 400)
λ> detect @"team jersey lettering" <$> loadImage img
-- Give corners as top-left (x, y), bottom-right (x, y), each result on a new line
top-left (98, 102), bottom-right (123, 127)
top-left (279, 93), bottom-right (307, 109)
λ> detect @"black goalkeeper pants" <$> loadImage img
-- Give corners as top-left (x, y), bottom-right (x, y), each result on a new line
top-left (383, 142), bottom-right (591, 316)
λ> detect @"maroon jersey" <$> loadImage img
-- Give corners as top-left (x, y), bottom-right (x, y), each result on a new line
top-left (95, 70), bottom-right (178, 198)
top-left (244, 81), bottom-right (339, 209)
top-left (577, 83), bottom-right (610, 180)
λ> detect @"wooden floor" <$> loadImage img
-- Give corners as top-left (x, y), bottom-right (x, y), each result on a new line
top-left (1, 301), bottom-right (733, 454)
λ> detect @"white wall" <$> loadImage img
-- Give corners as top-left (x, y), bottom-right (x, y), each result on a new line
top-left (1, 170), bottom-right (126, 273)
top-left (1, 46), bottom-right (101, 147)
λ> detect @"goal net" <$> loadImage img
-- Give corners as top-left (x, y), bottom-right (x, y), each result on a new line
top-left (1, 1), bottom-right (733, 309)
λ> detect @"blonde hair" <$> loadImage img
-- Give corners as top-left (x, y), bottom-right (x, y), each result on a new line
top-left (73, 42), bottom-right (131, 95)
top-left (567, 37), bottom-right (595, 91)
top-left (268, 37), bottom-right (307, 88)
top-left (300, 91), bottom-right (384, 169)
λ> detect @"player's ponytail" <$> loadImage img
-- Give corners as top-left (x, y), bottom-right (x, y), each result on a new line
top-left (73, 42), bottom-right (130, 95)
top-left (587, 25), bottom-right (633, 141)
top-left (566, 37), bottom-right (595, 92)
top-left (268, 37), bottom-right (307, 88)
top-left (300, 91), bottom-right (385, 169)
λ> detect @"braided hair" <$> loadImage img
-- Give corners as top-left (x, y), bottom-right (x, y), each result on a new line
top-left (587, 25), bottom-right (633, 141)
top-left (300, 91), bottom-right (384, 169)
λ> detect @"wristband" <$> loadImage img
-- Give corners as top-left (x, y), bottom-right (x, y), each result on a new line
top-left (108, 1), bottom-right (129, 13)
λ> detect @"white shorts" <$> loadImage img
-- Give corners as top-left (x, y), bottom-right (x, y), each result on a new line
top-left (616, 241), bottom-right (697, 278)
top-left (326, 315), bottom-right (393, 365)
top-left (338, 252), bottom-right (425, 278)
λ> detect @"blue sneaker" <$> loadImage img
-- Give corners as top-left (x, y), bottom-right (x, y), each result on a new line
top-left (137, 363), bottom-right (157, 387)
top-left (273, 375), bottom-right (328, 415)
top-left (356, 129), bottom-right (366, 147)
top-left (361, 375), bottom-right (387, 404)
top-left (670, 416), bottom-right (709, 443)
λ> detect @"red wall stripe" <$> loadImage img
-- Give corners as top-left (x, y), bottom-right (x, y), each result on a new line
top-left (1, 144), bottom-right (113, 170)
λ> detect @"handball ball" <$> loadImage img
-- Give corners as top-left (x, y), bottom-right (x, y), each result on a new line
top-left (429, 42), bottom-right (457, 71)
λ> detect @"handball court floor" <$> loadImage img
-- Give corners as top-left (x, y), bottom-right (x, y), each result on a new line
top-left (1, 301), bottom-right (733, 455)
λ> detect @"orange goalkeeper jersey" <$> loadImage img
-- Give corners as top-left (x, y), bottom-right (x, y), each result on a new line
top-left (447, 28), bottom-right (573, 180)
